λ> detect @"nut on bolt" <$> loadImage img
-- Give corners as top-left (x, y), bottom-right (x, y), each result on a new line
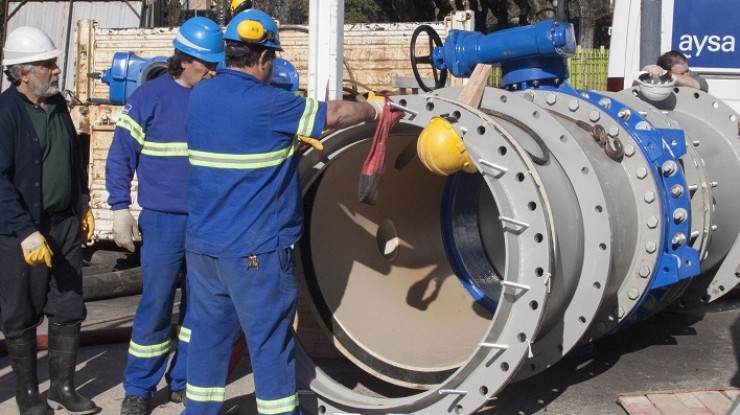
top-left (673, 208), bottom-right (688, 224)
top-left (672, 233), bottom-right (687, 246)
top-left (662, 160), bottom-right (677, 176)
top-left (670, 184), bottom-right (684, 198)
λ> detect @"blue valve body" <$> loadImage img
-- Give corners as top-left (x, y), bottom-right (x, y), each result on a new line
top-left (100, 52), bottom-right (168, 105)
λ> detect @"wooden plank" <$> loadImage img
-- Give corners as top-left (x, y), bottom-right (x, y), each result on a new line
top-left (674, 392), bottom-right (716, 415)
top-left (619, 388), bottom-right (740, 415)
top-left (647, 393), bottom-right (693, 415)
top-left (457, 63), bottom-right (492, 109)
top-left (618, 395), bottom-right (663, 415)
top-left (674, 392), bottom-right (715, 415)
top-left (692, 390), bottom-right (733, 415)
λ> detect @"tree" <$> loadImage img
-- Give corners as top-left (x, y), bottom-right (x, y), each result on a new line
top-left (250, 0), bottom-right (612, 47)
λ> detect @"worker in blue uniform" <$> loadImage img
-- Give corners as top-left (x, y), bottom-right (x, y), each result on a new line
top-left (104, 16), bottom-right (224, 415)
top-left (183, 9), bottom-right (386, 415)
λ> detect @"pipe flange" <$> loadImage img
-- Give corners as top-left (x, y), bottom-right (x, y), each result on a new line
top-left (296, 92), bottom-right (553, 414)
top-left (631, 86), bottom-right (740, 305)
top-left (533, 91), bottom-right (664, 341)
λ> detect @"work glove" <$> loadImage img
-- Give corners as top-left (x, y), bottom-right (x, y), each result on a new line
top-left (80, 195), bottom-right (95, 244)
top-left (112, 209), bottom-right (140, 253)
top-left (298, 135), bottom-right (324, 151)
top-left (20, 231), bottom-right (53, 268)
top-left (367, 91), bottom-right (388, 120)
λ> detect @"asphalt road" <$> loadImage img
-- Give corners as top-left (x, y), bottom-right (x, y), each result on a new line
top-left (0, 285), bottom-right (738, 414)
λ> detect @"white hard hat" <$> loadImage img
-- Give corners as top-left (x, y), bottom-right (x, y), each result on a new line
top-left (636, 71), bottom-right (676, 102)
top-left (2, 26), bottom-right (63, 66)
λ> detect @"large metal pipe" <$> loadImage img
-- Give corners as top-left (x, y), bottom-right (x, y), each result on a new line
top-left (292, 85), bottom-right (740, 415)
top-left (291, 21), bottom-right (740, 415)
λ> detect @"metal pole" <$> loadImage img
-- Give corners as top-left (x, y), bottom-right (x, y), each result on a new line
top-left (307, 0), bottom-right (343, 100)
top-left (557, 0), bottom-right (567, 22)
top-left (640, 0), bottom-right (662, 69)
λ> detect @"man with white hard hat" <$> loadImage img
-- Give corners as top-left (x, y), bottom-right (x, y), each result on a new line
top-left (0, 26), bottom-right (98, 415)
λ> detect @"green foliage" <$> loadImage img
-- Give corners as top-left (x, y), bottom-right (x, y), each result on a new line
top-left (345, 0), bottom-right (385, 23)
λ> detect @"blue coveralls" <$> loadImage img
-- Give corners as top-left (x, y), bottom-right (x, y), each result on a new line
top-left (105, 74), bottom-right (193, 398)
top-left (184, 68), bottom-right (327, 415)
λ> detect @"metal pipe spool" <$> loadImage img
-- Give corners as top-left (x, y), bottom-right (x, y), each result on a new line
top-left (293, 84), bottom-right (740, 415)
top-left (613, 86), bottom-right (740, 308)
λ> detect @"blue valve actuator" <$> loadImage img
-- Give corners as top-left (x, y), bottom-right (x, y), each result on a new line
top-left (433, 19), bottom-right (576, 80)
top-left (100, 52), bottom-right (168, 105)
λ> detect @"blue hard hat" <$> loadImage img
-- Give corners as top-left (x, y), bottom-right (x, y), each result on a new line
top-left (270, 58), bottom-right (299, 91)
top-left (224, 9), bottom-right (282, 51)
top-left (173, 17), bottom-right (225, 63)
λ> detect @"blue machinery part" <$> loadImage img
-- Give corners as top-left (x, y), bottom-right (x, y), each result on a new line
top-left (434, 19), bottom-right (576, 86)
top-left (100, 52), bottom-right (168, 105)
top-left (291, 20), bottom-right (740, 415)
top-left (269, 57), bottom-right (300, 92)
top-left (99, 53), bottom-right (299, 104)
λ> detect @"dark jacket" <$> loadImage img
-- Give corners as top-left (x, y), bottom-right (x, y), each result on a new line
top-left (0, 86), bottom-right (88, 240)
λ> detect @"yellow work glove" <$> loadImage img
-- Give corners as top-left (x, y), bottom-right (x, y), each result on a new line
top-left (367, 91), bottom-right (388, 120)
top-left (80, 195), bottom-right (95, 244)
top-left (298, 135), bottom-right (324, 151)
top-left (112, 209), bottom-right (140, 253)
top-left (20, 231), bottom-right (53, 268)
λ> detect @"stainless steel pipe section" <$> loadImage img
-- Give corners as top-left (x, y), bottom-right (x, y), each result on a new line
top-left (293, 85), bottom-right (740, 415)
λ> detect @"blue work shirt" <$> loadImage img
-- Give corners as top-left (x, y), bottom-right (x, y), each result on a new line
top-left (185, 68), bottom-right (327, 257)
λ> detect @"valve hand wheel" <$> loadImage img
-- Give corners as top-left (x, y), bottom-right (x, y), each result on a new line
top-left (410, 25), bottom-right (448, 92)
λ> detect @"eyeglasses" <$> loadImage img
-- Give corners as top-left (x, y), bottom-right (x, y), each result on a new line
top-left (34, 59), bottom-right (58, 69)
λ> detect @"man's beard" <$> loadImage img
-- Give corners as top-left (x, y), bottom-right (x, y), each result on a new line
top-left (28, 72), bottom-right (59, 98)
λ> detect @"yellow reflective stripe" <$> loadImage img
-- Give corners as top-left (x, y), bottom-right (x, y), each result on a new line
top-left (256, 394), bottom-right (299, 414)
top-left (116, 114), bottom-right (146, 146)
top-left (141, 141), bottom-right (188, 157)
top-left (128, 339), bottom-right (171, 358)
top-left (188, 141), bottom-right (298, 169)
top-left (178, 326), bottom-right (191, 343)
top-left (296, 97), bottom-right (318, 137)
top-left (186, 383), bottom-right (225, 402)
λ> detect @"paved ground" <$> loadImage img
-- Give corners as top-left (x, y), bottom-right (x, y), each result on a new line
top-left (0, 247), bottom-right (738, 415)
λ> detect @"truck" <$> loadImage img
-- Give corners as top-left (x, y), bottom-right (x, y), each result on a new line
top-left (71, 16), bottom-right (467, 241)
top-left (607, 0), bottom-right (740, 112)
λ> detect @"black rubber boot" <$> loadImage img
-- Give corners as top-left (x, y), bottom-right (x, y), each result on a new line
top-left (120, 396), bottom-right (148, 415)
top-left (46, 323), bottom-right (99, 415)
top-left (5, 329), bottom-right (48, 415)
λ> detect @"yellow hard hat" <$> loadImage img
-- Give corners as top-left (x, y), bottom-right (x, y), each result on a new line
top-left (230, 0), bottom-right (253, 16)
top-left (417, 116), bottom-right (477, 176)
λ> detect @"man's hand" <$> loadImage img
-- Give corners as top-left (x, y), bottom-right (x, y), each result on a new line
top-left (21, 231), bottom-right (53, 268)
top-left (80, 195), bottom-right (95, 244)
top-left (367, 91), bottom-right (388, 120)
top-left (112, 209), bottom-right (140, 252)
top-left (641, 64), bottom-right (668, 78)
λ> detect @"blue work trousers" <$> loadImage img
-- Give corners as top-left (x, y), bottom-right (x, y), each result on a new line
top-left (183, 248), bottom-right (301, 415)
top-left (123, 209), bottom-right (189, 398)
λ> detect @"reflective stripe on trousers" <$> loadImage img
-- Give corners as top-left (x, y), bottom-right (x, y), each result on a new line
top-left (123, 209), bottom-right (189, 398)
top-left (184, 248), bottom-right (300, 415)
